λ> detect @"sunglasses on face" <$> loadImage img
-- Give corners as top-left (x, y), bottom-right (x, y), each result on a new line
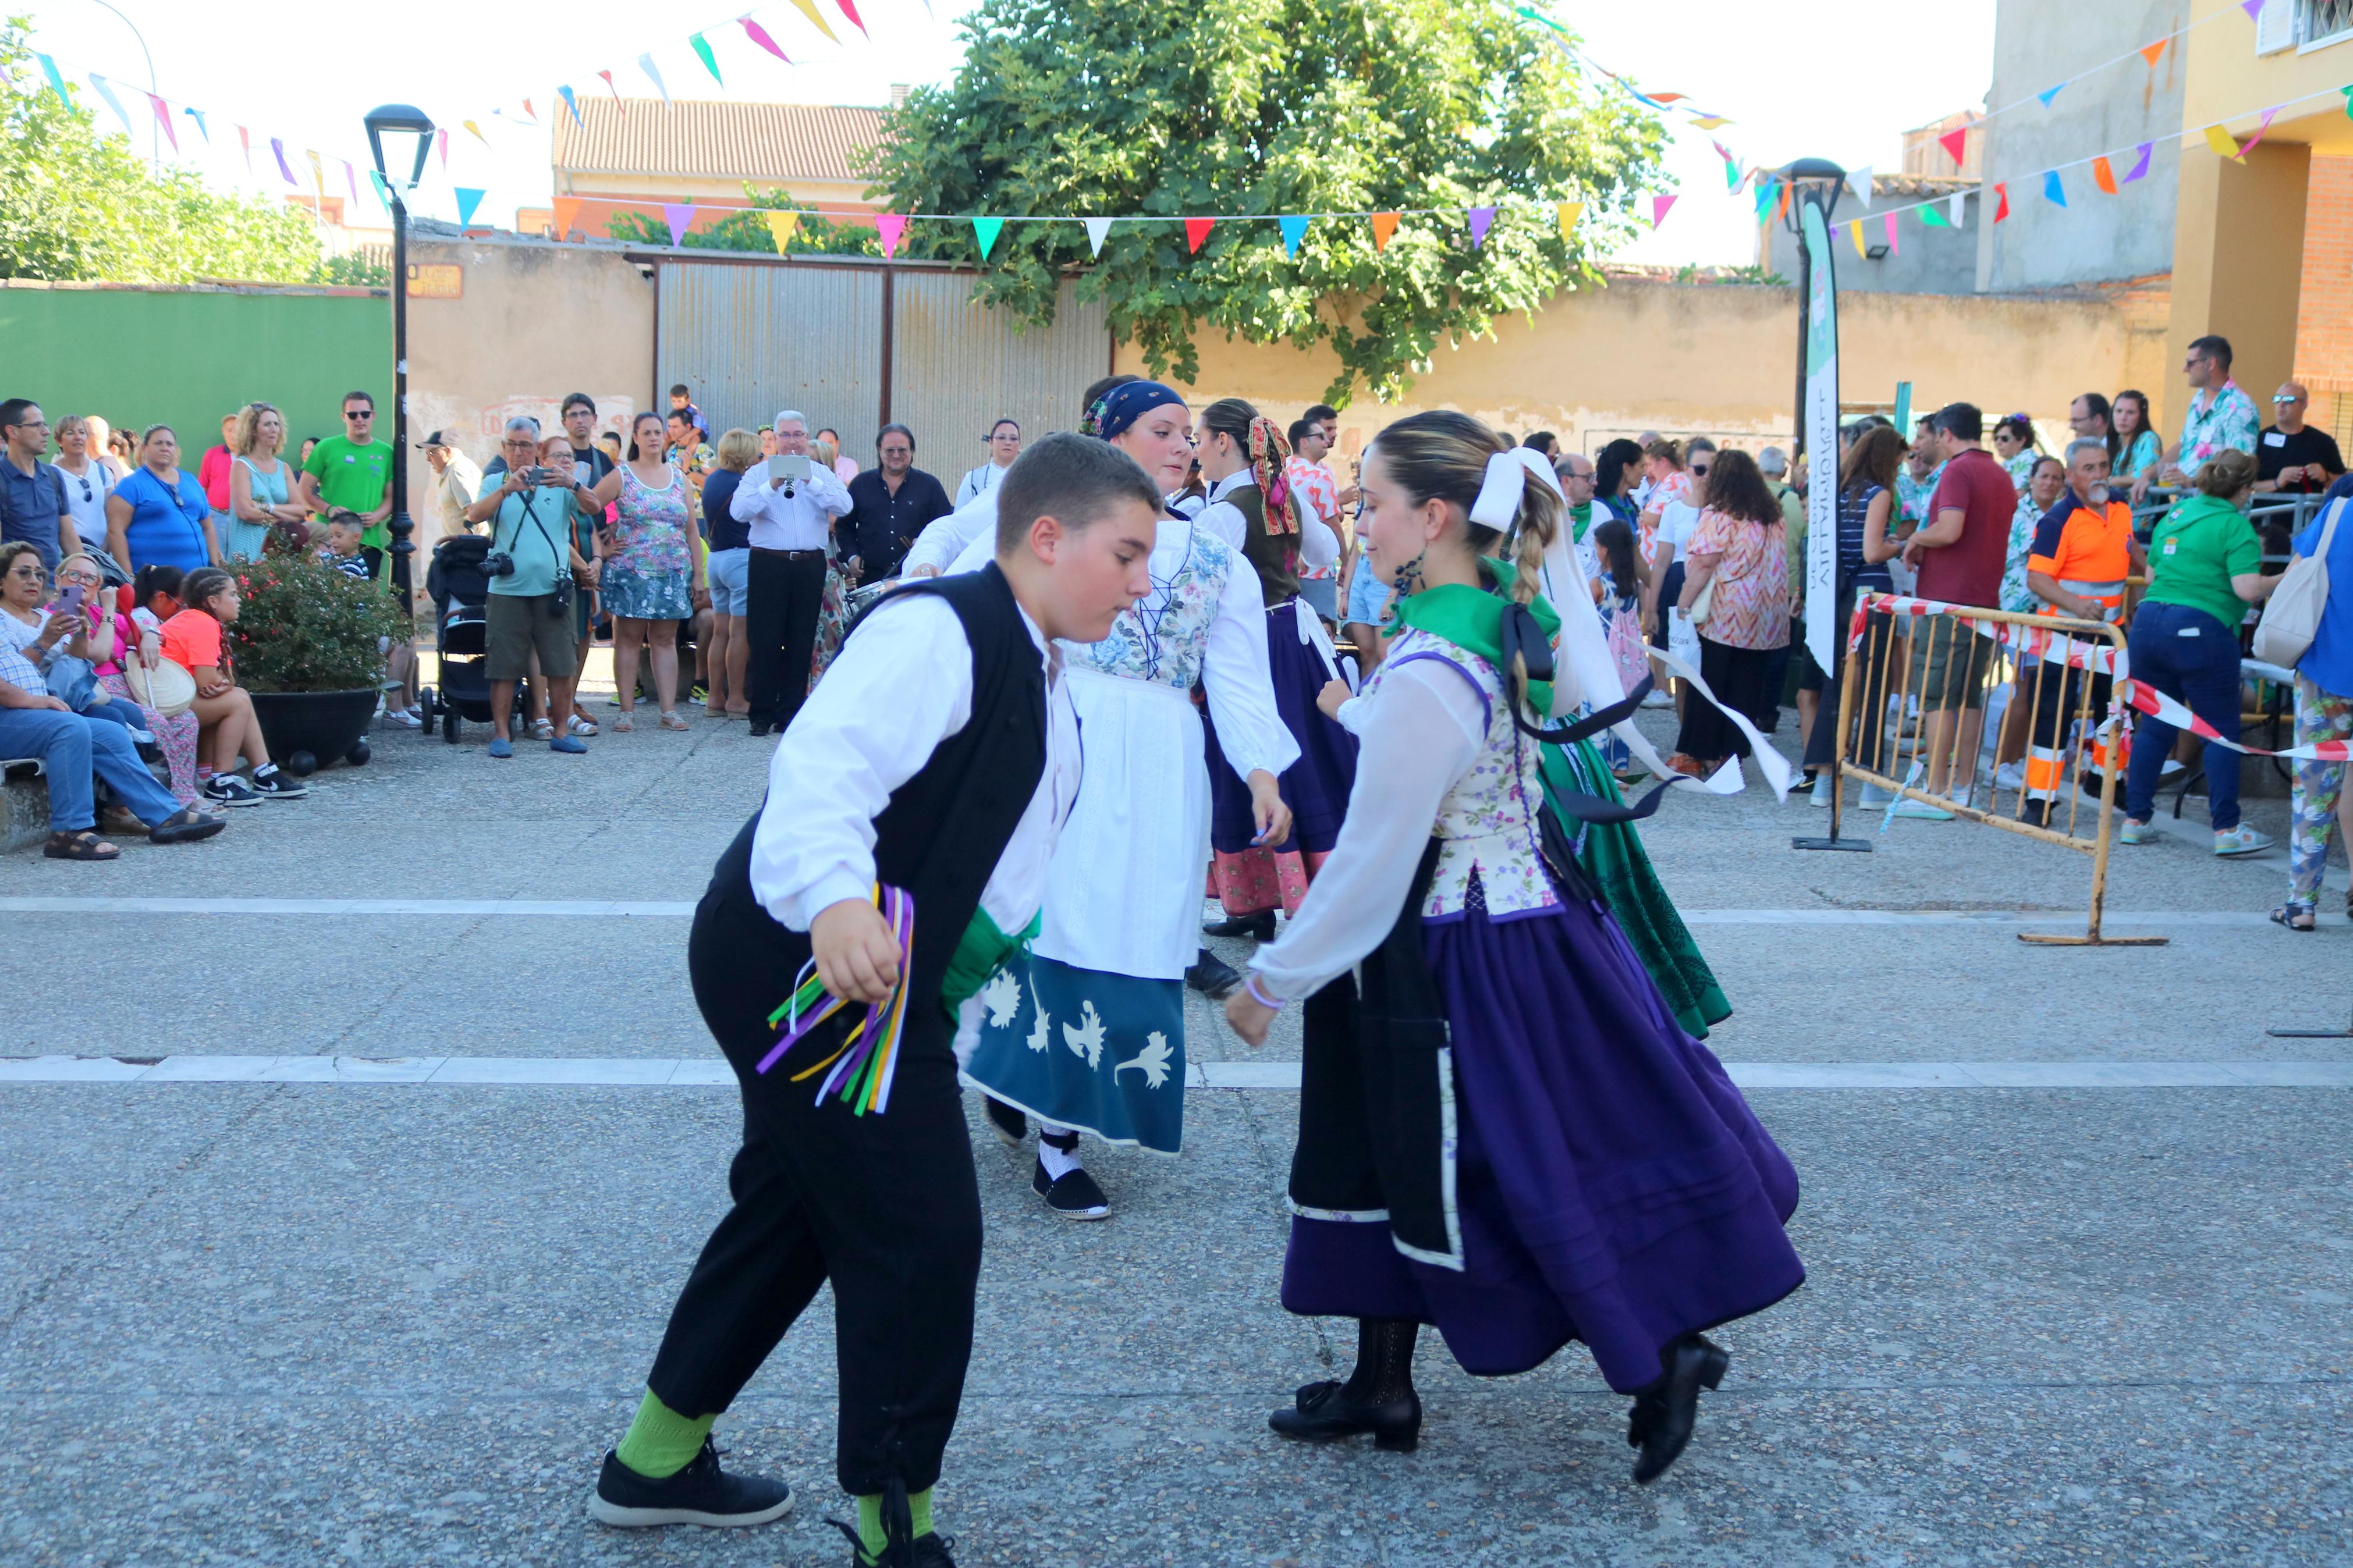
top-left (1689, 463), bottom-right (1712, 477)
top-left (345, 410), bottom-right (374, 421)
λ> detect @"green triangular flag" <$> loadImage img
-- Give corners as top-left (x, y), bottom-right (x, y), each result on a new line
top-left (690, 33), bottom-right (722, 86)
top-left (972, 216), bottom-right (1005, 259)
top-left (1919, 204), bottom-right (1951, 228)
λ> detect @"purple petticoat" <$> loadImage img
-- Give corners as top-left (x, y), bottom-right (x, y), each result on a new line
top-left (1281, 897), bottom-right (1804, 1393)
top-left (1204, 599), bottom-right (1358, 859)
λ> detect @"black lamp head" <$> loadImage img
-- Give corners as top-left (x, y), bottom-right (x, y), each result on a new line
top-left (363, 103), bottom-right (436, 194)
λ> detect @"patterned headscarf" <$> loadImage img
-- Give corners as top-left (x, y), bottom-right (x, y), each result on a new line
top-left (1248, 415), bottom-right (1299, 536)
top-left (1081, 380), bottom-right (1187, 442)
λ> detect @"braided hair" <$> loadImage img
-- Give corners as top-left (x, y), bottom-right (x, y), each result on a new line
top-left (1198, 397), bottom-right (1299, 536)
top-left (1368, 411), bottom-right (1559, 606)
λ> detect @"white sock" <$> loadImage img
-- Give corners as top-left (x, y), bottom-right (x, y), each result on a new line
top-left (1038, 1125), bottom-right (1083, 1180)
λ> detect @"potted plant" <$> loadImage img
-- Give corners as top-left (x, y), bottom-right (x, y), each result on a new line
top-left (228, 549), bottom-right (412, 774)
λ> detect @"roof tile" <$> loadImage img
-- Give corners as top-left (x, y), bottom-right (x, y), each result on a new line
top-left (552, 98), bottom-right (885, 183)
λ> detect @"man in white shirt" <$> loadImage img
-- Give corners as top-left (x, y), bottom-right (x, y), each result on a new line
top-left (953, 418), bottom-right (1022, 506)
top-left (421, 432), bottom-right (483, 543)
top-left (729, 409), bottom-right (853, 735)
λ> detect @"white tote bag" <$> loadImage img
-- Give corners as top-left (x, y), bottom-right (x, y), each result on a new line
top-left (2251, 497), bottom-right (2340, 670)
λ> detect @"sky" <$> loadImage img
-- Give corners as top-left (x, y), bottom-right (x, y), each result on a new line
top-left (19, 0), bottom-right (1996, 268)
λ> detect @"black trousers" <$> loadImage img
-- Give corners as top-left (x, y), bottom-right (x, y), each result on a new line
top-left (645, 870), bottom-right (984, 1495)
top-left (746, 549), bottom-right (828, 729)
top-left (1675, 637), bottom-right (1776, 762)
top-left (2024, 651), bottom-right (2112, 802)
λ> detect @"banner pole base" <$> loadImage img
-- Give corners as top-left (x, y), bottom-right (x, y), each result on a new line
top-left (1791, 835), bottom-right (1873, 852)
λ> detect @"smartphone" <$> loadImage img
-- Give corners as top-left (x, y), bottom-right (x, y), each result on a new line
top-left (523, 466), bottom-right (557, 486)
top-left (54, 584), bottom-right (84, 618)
top-left (767, 453), bottom-right (812, 485)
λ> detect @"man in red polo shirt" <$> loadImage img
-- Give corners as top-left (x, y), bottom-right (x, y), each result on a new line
top-left (1897, 403), bottom-right (2014, 813)
top-left (2020, 439), bottom-right (2148, 826)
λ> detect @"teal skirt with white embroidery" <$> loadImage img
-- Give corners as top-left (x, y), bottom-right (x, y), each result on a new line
top-left (961, 952), bottom-right (1187, 1153)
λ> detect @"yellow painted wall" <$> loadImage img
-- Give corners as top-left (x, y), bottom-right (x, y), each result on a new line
top-left (1119, 276), bottom-right (2160, 463)
top-left (2166, 140), bottom-right (2311, 431)
top-left (2181, 1), bottom-right (2353, 154)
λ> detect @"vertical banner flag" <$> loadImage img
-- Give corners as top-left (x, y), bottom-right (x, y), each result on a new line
top-left (764, 211), bottom-right (801, 251)
top-left (971, 216), bottom-right (1004, 258)
top-left (741, 17), bottom-right (791, 61)
top-left (1083, 216), bottom-right (1114, 257)
top-left (875, 213), bottom-right (908, 258)
top-left (661, 203), bottom-right (695, 244)
top-left (36, 53), bottom-right (69, 108)
top-left (1369, 211), bottom-right (1401, 250)
top-left (1466, 207), bottom-right (1497, 248)
top-left (640, 55), bottom-right (670, 104)
top-left (1799, 195), bottom-right (1841, 677)
top-left (455, 189), bottom-right (487, 227)
top-left (1185, 216), bottom-right (1215, 253)
top-left (690, 33), bottom-right (723, 84)
top-left (1555, 201), bottom-right (1582, 244)
top-left (789, 0), bottom-right (842, 41)
top-left (1279, 215), bottom-right (1311, 256)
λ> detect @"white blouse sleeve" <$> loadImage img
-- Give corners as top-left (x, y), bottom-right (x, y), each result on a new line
top-left (1297, 510), bottom-right (1340, 569)
top-left (1248, 658), bottom-right (1485, 1001)
top-left (1199, 547), bottom-right (1301, 780)
top-left (1194, 499), bottom-right (1248, 553)
top-left (902, 490), bottom-right (996, 575)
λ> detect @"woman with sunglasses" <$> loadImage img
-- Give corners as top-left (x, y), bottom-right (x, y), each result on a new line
top-left (52, 416), bottom-right (114, 553)
top-left (226, 404), bottom-right (311, 561)
top-left (105, 425), bottom-right (219, 574)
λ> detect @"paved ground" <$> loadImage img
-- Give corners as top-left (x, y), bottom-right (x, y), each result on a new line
top-left (5, 667), bottom-right (2350, 1566)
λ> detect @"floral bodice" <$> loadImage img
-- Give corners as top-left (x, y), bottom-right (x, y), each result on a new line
top-left (612, 464), bottom-right (694, 577)
top-left (1361, 626), bottom-right (1560, 922)
top-left (1066, 519), bottom-right (1231, 689)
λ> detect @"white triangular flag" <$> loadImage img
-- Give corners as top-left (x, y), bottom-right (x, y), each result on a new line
top-left (1846, 165), bottom-right (1875, 209)
top-left (1949, 191), bottom-right (1967, 226)
top-left (1082, 216), bottom-right (1113, 258)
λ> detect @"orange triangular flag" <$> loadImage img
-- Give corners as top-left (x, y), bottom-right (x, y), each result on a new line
top-left (552, 196), bottom-right (583, 240)
top-left (1369, 211), bottom-right (1400, 251)
top-left (2092, 155), bottom-right (2118, 194)
top-left (2139, 38), bottom-right (2167, 68)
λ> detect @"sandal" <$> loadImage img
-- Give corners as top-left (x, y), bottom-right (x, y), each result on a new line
top-left (568, 715), bottom-right (598, 737)
top-left (659, 712), bottom-right (692, 732)
top-left (44, 829), bottom-right (119, 861)
top-left (150, 806), bottom-right (227, 846)
top-left (530, 719), bottom-right (556, 741)
top-left (2271, 905), bottom-right (2318, 932)
top-left (612, 714), bottom-right (633, 733)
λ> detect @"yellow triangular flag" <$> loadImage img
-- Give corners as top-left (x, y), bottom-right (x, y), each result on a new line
top-left (1691, 116), bottom-right (1729, 130)
top-left (1556, 201), bottom-right (1583, 246)
top-left (787, 0), bottom-right (840, 42)
top-left (764, 211), bottom-right (802, 252)
top-left (1850, 218), bottom-right (1866, 259)
top-left (2203, 123), bottom-right (2245, 161)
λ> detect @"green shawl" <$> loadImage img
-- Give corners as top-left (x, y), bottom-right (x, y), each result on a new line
top-left (1386, 559), bottom-right (1561, 714)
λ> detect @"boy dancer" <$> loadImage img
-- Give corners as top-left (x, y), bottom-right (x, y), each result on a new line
top-left (588, 433), bottom-right (1162, 1566)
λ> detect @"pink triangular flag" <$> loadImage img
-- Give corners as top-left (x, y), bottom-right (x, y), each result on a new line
top-left (875, 213), bottom-right (907, 258)
top-left (741, 16), bottom-right (790, 62)
top-left (1937, 124), bottom-right (1968, 169)
top-left (836, 0), bottom-right (869, 34)
top-left (598, 69), bottom-right (625, 113)
top-left (2238, 105), bottom-right (2283, 155)
top-left (144, 93), bottom-right (178, 153)
top-left (436, 127), bottom-right (449, 170)
top-left (1883, 212), bottom-right (1900, 255)
top-left (1650, 194), bottom-right (1677, 229)
top-left (662, 204), bottom-right (695, 245)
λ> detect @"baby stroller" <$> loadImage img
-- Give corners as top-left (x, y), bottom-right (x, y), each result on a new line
top-left (418, 534), bottom-right (497, 744)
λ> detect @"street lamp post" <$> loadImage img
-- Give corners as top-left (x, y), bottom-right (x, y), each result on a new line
top-left (1777, 158), bottom-right (1847, 475)
top-left (363, 104), bottom-right (435, 609)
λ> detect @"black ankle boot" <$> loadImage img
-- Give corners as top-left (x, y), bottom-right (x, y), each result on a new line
top-left (1202, 909), bottom-right (1277, 941)
top-left (1628, 1332), bottom-right (1729, 1485)
top-left (1185, 947), bottom-right (1242, 998)
top-left (1270, 1318), bottom-right (1422, 1452)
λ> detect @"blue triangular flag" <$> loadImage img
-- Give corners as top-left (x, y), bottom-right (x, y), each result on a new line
top-left (2043, 169), bottom-right (2067, 207)
top-left (1278, 215), bottom-right (1311, 257)
top-left (367, 169), bottom-right (391, 212)
top-left (86, 73), bottom-right (136, 137)
top-left (183, 106), bottom-right (208, 143)
top-left (2038, 83), bottom-right (2064, 107)
top-left (455, 188), bottom-right (486, 227)
top-left (34, 54), bottom-right (69, 108)
top-left (558, 85), bottom-right (582, 126)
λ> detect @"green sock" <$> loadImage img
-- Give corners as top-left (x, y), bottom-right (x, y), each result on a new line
top-left (853, 1489), bottom-right (936, 1561)
top-left (613, 1388), bottom-right (715, 1481)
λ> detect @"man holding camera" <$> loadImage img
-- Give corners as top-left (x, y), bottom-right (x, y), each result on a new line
top-left (462, 416), bottom-right (596, 759)
top-left (728, 409), bottom-right (851, 736)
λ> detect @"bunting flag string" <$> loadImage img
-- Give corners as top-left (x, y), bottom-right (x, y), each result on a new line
top-left (1845, 166), bottom-right (1874, 209)
top-left (1848, 219), bottom-right (1866, 259)
top-left (269, 137), bottom-right (294, 187)
top-left (436, 128), bottom-right (450, 170)
top-left (34, 53), bottom-right (68, 108)
top-left (2125, 141), bottom-right (2153, 182)
top-left (463, 119), bottom-right (489, 148)
top-left (236, 125), bottom-right (250, 173)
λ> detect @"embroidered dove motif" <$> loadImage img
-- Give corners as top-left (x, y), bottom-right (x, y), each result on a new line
top-left (1115, 1032), bottom-right (1174, 1090)
top-left (1025, 1007), bottom-right (1051, 1053)
top-left (981, 969), bottom-right (1021, 1028)
top-left (1063, 1000), bottom-right (1106, 1070)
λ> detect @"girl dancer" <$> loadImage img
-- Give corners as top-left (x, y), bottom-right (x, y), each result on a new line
top-left (1195, 398), bottom-right (1356, 938)
top-left (1226, 411), bottom-right (1803, 1485)
top-left (954, 379), bottom-right (1297, 1215)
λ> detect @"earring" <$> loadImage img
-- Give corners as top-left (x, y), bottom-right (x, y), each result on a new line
top-left (1389, 548), bottom-right (1428, 598)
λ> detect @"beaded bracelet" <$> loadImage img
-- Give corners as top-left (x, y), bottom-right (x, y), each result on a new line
top-left (1244, 974), bottom-right (1286, 1011)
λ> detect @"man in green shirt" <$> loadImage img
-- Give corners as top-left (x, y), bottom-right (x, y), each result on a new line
top-left (298, 390), bottom-right (394, 550)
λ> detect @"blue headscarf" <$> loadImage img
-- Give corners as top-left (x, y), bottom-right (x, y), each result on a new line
top-left (1083, 380), bottom-right (1186, 442)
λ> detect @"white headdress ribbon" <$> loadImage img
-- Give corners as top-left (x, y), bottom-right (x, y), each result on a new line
top-left (1470, 446), bottom-right (1562, 530)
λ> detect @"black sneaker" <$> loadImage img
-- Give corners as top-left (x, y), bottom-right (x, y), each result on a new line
top-left (1185, 948), bottom-right (1241, 998)
top-left (1033, 1148), bottom-right (1110, 1221)
top-left (203, 776), bottom-right (264, 808)
top-left (1202, 910), bottom-right (1276, 941)
top-left (981, 1095), bottom-right (1028, 1148)
top-left (588, 1439), bottom-right (793, 1528)
top-left (248, 768), bottom-right (308, 800)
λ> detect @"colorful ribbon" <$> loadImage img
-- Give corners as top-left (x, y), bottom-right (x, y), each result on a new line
top-left (755, 883), bottom-right (918, 1116)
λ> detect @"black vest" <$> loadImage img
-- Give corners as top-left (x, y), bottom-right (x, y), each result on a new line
top-left (1230, 482), bottom-right (1301, 606)
top-left (705, 562), bottom-right (1048, 1058)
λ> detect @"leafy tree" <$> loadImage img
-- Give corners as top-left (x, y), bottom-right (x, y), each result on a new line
top-left (605, 187), bottom-right (878, 255)
top-left (863, 0), bottom-right (1662, 404)
top-left (0, 17), bottom-right (330, 284)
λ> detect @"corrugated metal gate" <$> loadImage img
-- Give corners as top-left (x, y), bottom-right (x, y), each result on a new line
top-left (650, 255), bottom-right (1111, 467)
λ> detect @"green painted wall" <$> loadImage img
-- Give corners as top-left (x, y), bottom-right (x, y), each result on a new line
top-left (0, 281), bottom-right (391, 466)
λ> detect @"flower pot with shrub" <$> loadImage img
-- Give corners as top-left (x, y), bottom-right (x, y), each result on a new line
top-left (228, 552), bottom-right (411, 773)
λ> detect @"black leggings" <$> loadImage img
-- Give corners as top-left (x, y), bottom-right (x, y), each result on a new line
top-left (1674, 637), bottom-right (1777, 761)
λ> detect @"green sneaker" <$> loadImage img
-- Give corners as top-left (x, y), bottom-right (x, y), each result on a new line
top-left (2116, 819), bottom-right (2157, 845)
top-left (2213, 825), bottom-right (2277, 857)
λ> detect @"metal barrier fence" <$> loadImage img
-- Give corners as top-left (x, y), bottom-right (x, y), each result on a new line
top-left (1807, 595), bottom-right (2167, 948)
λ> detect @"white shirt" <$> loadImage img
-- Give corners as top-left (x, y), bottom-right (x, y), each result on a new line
top-left (954, 460), bottom-right (1012, 507)
top-left (54, 458), bottom-right (112, 544)
top-left (430, 453), bottom-right (482, 535)
top-left (1193, 471), bottom-right (1341, 567)
top-left (901, 487), bottom-right (999, 576)
top-left (748, 589), bottom-right (1077, 947)
top-left (729, 460), bottom-right (853, 551)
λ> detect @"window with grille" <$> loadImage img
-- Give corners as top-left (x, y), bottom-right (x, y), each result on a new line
top-left (2292, 0), bottom-right (2353, 50)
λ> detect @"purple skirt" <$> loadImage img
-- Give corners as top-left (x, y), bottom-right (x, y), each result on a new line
top-left (1282, 898), bottom-right (1804, 1392)
top-left (1203, 600), bottom-right (1359, 915)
